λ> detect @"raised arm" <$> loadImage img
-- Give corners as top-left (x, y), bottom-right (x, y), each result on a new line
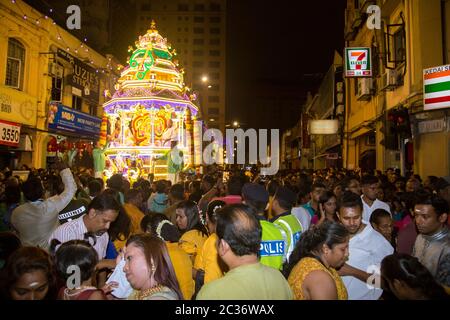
top-left (46, 160), bottom-right (77, 214)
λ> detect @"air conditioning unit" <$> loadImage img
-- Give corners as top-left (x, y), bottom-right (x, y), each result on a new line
top-left (336, 81), bottom-right (344, 93)
top-left (357, 78), bottom-right (373, 101)
top-left (380, 69), bottom-right (400, 91)
top-left (49, 63), bottom-right (63, 78)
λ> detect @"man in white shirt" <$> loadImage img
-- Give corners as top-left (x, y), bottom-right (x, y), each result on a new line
top-left (337, 192), bottom-right (394, 300)
top-left (360, 175), bottom-right (391, 223)
top-left (11, 160), bottom-right (76, 250)
top-left (49, 191), bottom-right (121, 259)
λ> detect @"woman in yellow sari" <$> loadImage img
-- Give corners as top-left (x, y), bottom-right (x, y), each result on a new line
top-left (283, 221), bottom-right (350, 300)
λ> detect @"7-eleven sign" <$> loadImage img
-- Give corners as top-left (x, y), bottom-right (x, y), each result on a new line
top-left (345, 47), bottom-right (372, 77)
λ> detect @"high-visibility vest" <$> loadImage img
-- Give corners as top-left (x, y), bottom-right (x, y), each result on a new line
top-left (259, 220), bottom-right (286, 270)
top-left (273, 214), bottom-right (303, 261)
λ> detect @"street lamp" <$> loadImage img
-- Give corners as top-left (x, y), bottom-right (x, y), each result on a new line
top-left (233, 121), bottom-right (239, 127)
top-left (201, 75), bottom-right (208, 83)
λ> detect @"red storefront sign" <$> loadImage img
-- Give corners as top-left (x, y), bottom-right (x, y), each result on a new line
top-left (0, 119), bottom-right (21, 147)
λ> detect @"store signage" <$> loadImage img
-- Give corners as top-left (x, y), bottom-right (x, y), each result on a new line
top-left (417, 119), bottom-right (445, 134)
top-left (0, 85), bottom-right (37, 126)
top-left (0, 119), bottom-right (21, 147)
top-left (48, 102), bottom-right (101, 137)
top-left (423, 64), bottom-right (450, 110)
top-left (344, 47), bottom-right (372, 77)
top-left (308, 120), bottom-right (339, 134)
top-left (57, 49), bottom-right (100, 103)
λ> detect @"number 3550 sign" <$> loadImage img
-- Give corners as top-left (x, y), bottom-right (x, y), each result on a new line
top-left (0, 120), bottom-right (21, 147)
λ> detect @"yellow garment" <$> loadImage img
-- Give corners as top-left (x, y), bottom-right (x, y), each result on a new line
top-left (166, 242), bottom-right (194, 300)
top-left (123, 203), bottom-right (145, 234)
top-left (287, 257), bottom-right (347, 300)
top-left (113, 203), bottom-right (144, 251)
top-left (179, 229), bottom-right (207, 263)
top-left (194, 233), bottom-right (224, 284)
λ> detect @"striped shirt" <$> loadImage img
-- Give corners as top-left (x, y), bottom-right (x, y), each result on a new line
top-left (49, 215), bottom-right (109, 259)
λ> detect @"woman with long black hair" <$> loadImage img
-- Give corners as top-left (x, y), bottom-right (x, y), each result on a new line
top-left (283, 221), bottom-right (349, 300)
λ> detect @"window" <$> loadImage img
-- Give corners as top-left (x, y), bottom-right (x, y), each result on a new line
top-left (194, 27), bottom-right (204, 34)
top-left (193, 39), bottom-right (204, 45)
top-left (211, 73), bottom-right (220, 80)
top-left (185, 17), bottom-right (189, 21)
top-left (184, 38), bottom-right (188, 43)
top-left (210, 3), bottom-right (221, 11)
top-left (89, 104), bottom-right (97, 116)
top-left (6, 38), bottom-right (25, 89)
top-left (184, 27), bottom-right (189, 32)
top-left (209, 84), bottom-right (220, 91)
top-left (51, 64), bottom-right (63, 101)
top-left (193, 50), bottom-right (204, 56)
top-left (141, 4), bottom-right (151, 11)
top-left (208, 107), bottom-right (219, 115)
top-left (194, 4), bottom-right (205, 11)
top-left (51, 77), bottom-right (62, 101)
top-left (210, 27), bottom-right (220, 34)
top-left (210, 38), bottom-right (220, 45)
top-left (194, 16), bottom-right (204, 23)
top-left (393, 27), bottom-right (406, 64)
top-left (210, 17), bottom-right (221, 23)
top-left (209, 50), bottom-right (220, 56)
top-left (178, 16), bottom-right (183, 21)
top-left (209, 61), bottom-right (220, 68)
top-left (371, 39), bottom-right (380, 79)
top-left (208, 96), bottom-right (220, 103)
top-left (193, 61), bottom-right (204, 67)
top-left (72, 95), bottom-right (82, 111)
top-left (178, 4), bottom-right (189, 11)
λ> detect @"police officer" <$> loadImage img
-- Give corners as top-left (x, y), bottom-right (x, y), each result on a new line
top-left (241, 183), bottom-right (287, 270)
top-left (270, 186), bottom-right (303, 261)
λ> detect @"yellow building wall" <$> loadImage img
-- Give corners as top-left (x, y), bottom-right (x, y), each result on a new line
top-left (344, 0), bottom-right (449, 176)
top-left (414, 131), bottom-right (450, 177)
top-left (1, 0), bottom-right (117, 169)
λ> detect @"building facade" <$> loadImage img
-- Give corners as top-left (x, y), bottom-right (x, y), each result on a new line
top-left (343, 0), bottom-right (450, 176)
top-left (135, 0), bottom-right (226, 132)
top-left (0, 0), bottom-right (119, 169)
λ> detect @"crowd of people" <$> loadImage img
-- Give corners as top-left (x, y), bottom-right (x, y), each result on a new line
top-left (0, 161), bottom-right (449, 300)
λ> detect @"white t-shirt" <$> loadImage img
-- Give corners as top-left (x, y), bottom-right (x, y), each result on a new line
top-left (361, 196), bottom-right (391, 223)
top-left (291, 206), bottom-right (311, 231)
top-left (342, 224), bottom-right (394, 300)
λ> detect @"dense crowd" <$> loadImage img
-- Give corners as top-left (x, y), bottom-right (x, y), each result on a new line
top-left (0, 162), bottom-right (449, 300)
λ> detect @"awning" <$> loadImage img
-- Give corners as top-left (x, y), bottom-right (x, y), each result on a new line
top-left (350, 127), bottom-right (373, 139)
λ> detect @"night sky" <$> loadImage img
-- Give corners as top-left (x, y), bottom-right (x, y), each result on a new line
top-left (24, 0), bottom-right (347, 130)
top-left (226, 0), bottom-right (347, 130)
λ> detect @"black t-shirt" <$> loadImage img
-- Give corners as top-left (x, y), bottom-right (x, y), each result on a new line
top-left (58, 198), bottom-right (89, 224)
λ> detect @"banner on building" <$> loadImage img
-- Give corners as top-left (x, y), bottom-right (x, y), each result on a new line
top-left (57, 49), bottom-right (100, 103)
top-left (48, 102), bottom-right (101, 138)
top-left (0, 85), bottom-right (37, 126)
top-left (0, 119), bottom-right (21, 147)
top-left (308, 120), bottom-right (339, 135)
top-left (344, 47), bottom-right (372, 77)
top-left (423, 64), bottom-right (450, 111)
